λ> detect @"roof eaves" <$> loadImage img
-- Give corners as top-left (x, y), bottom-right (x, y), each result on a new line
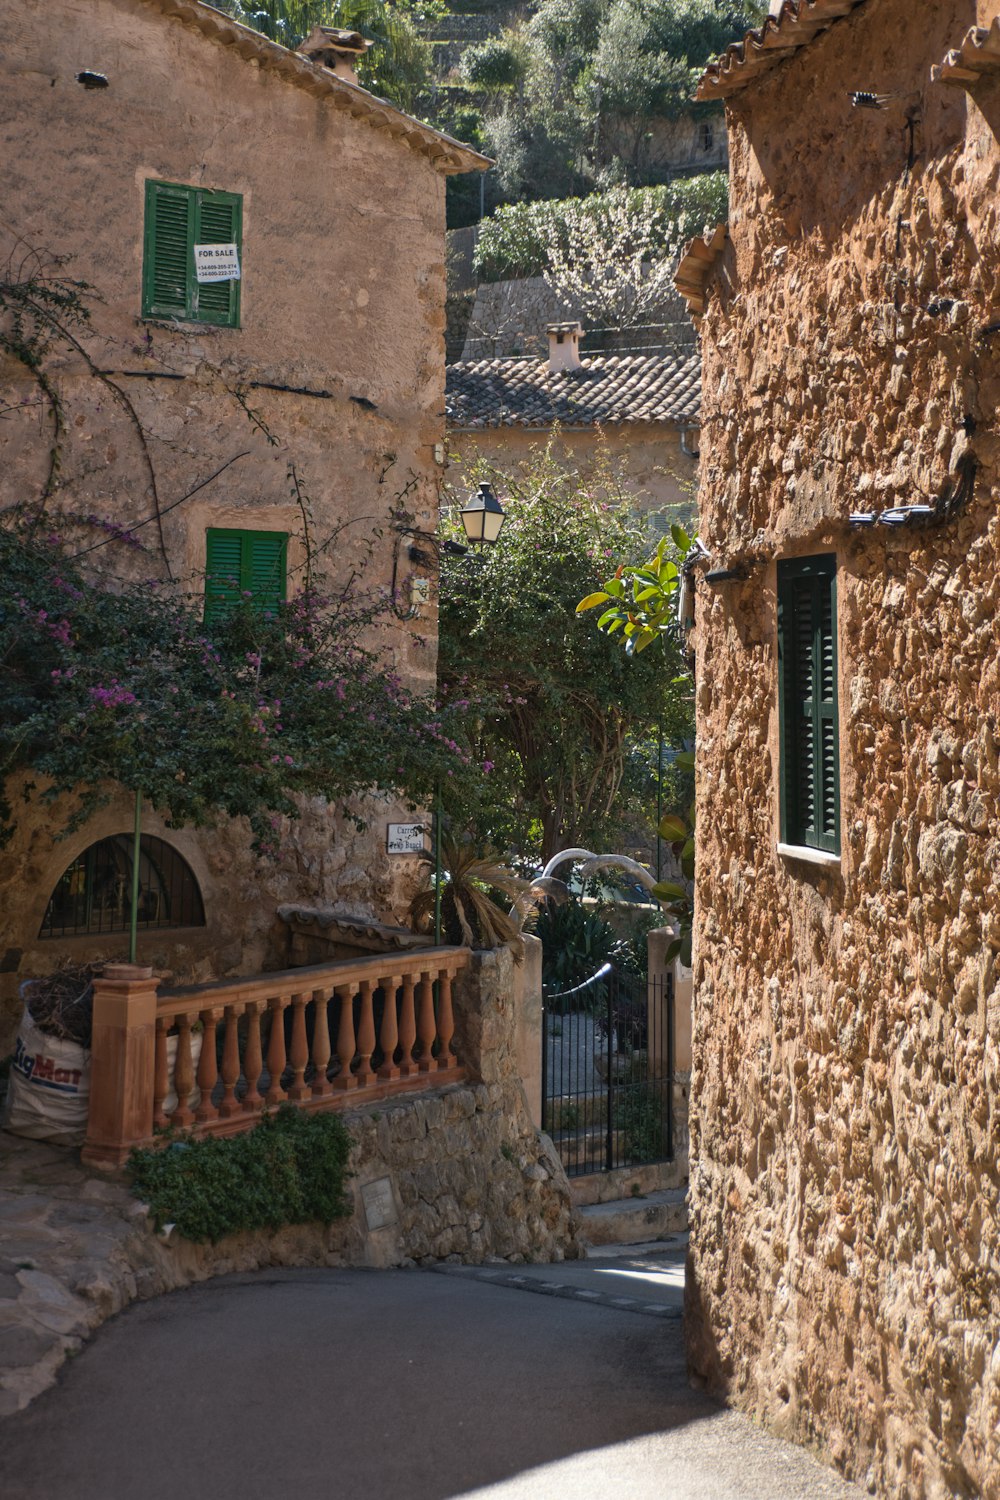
top-left (675, 224), bottom-right (728, 321)
top-left (931, 20), bottom-right (1000, 87)
top-left (144, 0), bottom-right (492, 173)
top-left (696, 0), bottom-right (870, 102)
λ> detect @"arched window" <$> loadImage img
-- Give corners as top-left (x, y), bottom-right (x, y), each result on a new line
top-left (40, 835), bottom-right (205, 939)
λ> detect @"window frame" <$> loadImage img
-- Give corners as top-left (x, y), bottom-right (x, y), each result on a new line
top-left (777, 553), bottom-right (841, 856)
top-left (142, 179), bottom-right (243, 328)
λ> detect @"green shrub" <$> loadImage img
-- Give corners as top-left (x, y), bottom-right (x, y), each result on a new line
top-left (460, 39), bottom-right (524, 90)
top-left (127, 1107), bottom-right (352, 1244)
top-left (473, 172), bottom-right (729, 281)
top-left (538, 897), bottom-right (624, 1001)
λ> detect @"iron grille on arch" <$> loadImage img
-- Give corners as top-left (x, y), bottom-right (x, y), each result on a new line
top-left (40, 835), bottom-right (205, 939)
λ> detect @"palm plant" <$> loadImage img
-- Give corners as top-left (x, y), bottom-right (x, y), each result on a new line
top-left (408, 833), bottom-right (538, 957)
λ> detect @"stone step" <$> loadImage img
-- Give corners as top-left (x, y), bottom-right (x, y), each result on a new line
top-left (577, 1187), bottom-right (688, 1246)
top-left (569, 1160), bottom-right (686, 1207)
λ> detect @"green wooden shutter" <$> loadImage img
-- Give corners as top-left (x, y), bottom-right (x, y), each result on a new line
top-left (143, 182), bottom-right (193, 319)
top-left (143, 181), bottom-right (242, 327)
top-left (204, 529), bottom-right (287, 624)
top-left (778, 556), bottom-right (840, 853)
top-left (193, 191), bottom-right (242, 327)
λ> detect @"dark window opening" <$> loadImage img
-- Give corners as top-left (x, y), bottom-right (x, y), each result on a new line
top-left (40, 835), bottom-right (205, 939)
top-left (777, 555), bottom-right (840, 854)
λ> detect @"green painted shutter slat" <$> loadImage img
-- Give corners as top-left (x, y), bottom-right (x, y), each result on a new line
top-left (247, 533), bottom-right (287, 613)
top-left (143, 182), bottom-right (193, 318)
top-left (204, 530), bottom-right (246, 623)
top-left (204, 529), bottom-right (287, 625)
top-left (193, 192), bottom-right (242, 326)
top-left (778, 556), bottom-right (839, 854)
top-left (143, 181), bottom-right (242, 328)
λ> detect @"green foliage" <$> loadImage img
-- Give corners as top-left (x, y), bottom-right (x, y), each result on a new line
top-left (537, 898), bottom-right (624, 998)
top-left (127, 1107), bottom-right (352, 1244)
top-left (459, 0), bottom-right (754, 202)
top-left (0, 524), bottom-right (477, 850)
top-left (577, 522), bottom-right (694, 655)
top-left (206, 0), bottom-right (433, 109)
top-left (438, 444), bottom-right (692, 861)
top-left (460, 38), bottom-right (525, 90)
top-left (473, 173), bottom-right (728, 281)
top-left (614, 1081), bottom-right (665, 1164)
top-left (408, 832), bottom-right (535, 955)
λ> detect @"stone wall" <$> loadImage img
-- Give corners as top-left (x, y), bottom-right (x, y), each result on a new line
top-left (689, 2), bottom-right (1000, 1497)
top-left (0, 0), bottom-right (454, 1048)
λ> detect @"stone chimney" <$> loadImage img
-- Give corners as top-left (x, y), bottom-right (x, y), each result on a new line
top-left (546, 321), bottom-right (583, 373)
top-left (297, 26), bottom-right (373, 83)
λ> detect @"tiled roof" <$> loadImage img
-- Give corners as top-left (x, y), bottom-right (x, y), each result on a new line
top-left (675, 226), bottom-right (728, 321)
top-left (697, 0), bottom-right (869, 101)
top-left (143, 0), bottom-right (490, 173)
top-left (446, 351), bottom-right (701, 430)
top-left (931, 20), bottom-right (1000, 86)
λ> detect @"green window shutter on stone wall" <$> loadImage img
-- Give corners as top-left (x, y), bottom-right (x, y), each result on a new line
top-left (142, 181), bottom-right (242, 327)
top-left (777, 555), bottom-right (840, 854)
top-left (204, 529), bottom-right (287, 624)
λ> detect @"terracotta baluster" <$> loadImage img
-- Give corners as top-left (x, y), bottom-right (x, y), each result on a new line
top-left (265, 997), bottom-right (287, 1105)
top-left (310, 988), bottom-right (333, 1098)
top-left (355, 980), bottom-right (375, 1086)
top-left (218, 1006), bottom-right (241, 1117)
top-left (397, 973), bottom-right (417, 1077)
top-left (153, 1018), bottom-right (170, 1129)
top-left (288, 992), bottom-right (310, 1101)
top-left (334, 984), bottom-right (358, 1089)
top-left (416, 970), bottom-right (436, 1072)
top-left (172, 1015), bottom-right (196, 1128)
top-left (242, 1002), bottom-right (263, 1112)
top-left (195, 1009), bottom-right (219, 1122)
top-left (377, 976), bottom-right (400, 1080)
top-left (436, 969), bottom-right (456, 1069)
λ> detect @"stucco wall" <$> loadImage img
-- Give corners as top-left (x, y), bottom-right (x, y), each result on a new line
top-left (689, 2), bottom-right (1000, 1497)
top-left (448, 425), bottom-right (698, 528)
top-left (0, 0), bottom-right (453, 1047)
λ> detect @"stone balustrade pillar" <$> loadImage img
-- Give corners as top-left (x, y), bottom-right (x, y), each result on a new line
top-left (82, 964), bottom-right (160, 1171)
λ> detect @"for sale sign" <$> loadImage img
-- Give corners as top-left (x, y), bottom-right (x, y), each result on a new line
top-left (194, 243), bottom-right (241, 282)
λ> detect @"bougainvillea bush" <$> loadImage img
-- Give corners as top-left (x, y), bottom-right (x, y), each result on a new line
top-left (0, 521), bottom-right (476, 849)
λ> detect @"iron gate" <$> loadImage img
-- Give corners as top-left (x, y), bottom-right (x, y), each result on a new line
top-left (541, 963), bottom-right (674, 1176)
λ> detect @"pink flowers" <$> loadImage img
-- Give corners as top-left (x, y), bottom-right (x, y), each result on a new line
top-left (88, 681), bottom-right (138, 709)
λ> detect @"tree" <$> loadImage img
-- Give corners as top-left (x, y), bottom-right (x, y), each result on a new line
top-left (206, 0), bottom-right (433, 110)
top-left (438, 444), bottom-right (692, 862)
top-left (577, 526), bottom-right (699, 960)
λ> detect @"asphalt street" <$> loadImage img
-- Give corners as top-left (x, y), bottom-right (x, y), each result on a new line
top-left (2, 1260), bottom-right (866, 1500)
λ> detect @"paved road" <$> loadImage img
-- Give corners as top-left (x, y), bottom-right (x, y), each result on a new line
top-left (2, 1264), bottom-right (865, 1500)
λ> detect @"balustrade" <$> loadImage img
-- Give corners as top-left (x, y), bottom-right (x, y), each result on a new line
top-left (83, 948), bottom-right (469, 1168)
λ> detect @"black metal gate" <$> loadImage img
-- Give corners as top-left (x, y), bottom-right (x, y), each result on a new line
top-left (541, 963), bottom-right (674, 1177)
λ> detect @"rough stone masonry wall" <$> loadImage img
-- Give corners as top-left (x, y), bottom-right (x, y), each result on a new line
top-left (689, 2), bottom-right (1000, 1497)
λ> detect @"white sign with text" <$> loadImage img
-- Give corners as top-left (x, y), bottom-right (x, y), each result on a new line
top-left (193, 244), bottom-right (241, 282)
top-left (387, 823), bottom-right (425, 855)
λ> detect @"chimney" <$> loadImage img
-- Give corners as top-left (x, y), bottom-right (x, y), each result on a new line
top-left (546, 321), bottom-right (583, 373)
top-left (297, 26), bottom-right (373, 83)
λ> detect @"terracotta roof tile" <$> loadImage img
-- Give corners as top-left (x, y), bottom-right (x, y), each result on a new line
top-left (446, 351), bottom-right (701, 430)
top-left (697, 0), bottom-right (869, 101)
top-left (931, 20), bottom-right (1000, 86)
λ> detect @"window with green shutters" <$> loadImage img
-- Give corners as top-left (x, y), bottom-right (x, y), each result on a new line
top-left (204, 529), bottom-right (287, 624)
top-left (777, 555), bottom-right (840, 854)
top-left (142, 181), bottom-right (242, 327)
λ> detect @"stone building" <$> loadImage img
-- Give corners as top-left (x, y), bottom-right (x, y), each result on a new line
top-left (681, 1), bottom-right (1000, 1496)
top-left (447, 322), bottom-right (701, 526)
top-left (0, 0), bottom-right (486, 1050)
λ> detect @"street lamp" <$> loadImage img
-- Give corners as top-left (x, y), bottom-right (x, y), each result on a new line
top-left (459, 482), bottom-right (505, 545)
